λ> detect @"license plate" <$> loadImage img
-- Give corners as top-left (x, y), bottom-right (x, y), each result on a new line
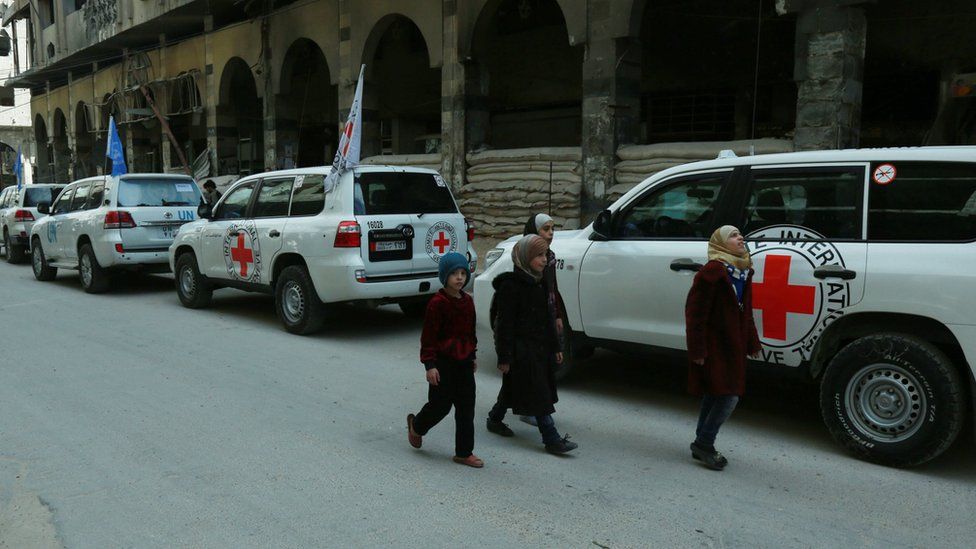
top-left (161, 226), bottom-right (178, 239)
top-left (375, 240), bottom-right (407, 252)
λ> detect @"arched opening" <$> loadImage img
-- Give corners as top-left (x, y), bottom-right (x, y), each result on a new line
top-left (34, 114), bottom-right (52, 182)
top-left (52, 108), bottom-right (70, 183)
top-left (217, 57), bottom-right (263, 176)
top-left (638, 0), bottom-right (796, 143)
top-left (363, 16), bottom-right (440, 156)
top-left (277, 39), bottom-right (337, 168)
top-left (471, 0), bottom-right (582, 148)
top-left (0, 142), bottom-right (16, 188)
top-left (74, 101), bottom-right (94, 178)
top-left (862, 0), bottom-right (976, 146)
top-left (126, 89), bottom-right (163, 173)
top-left (167, 73), bottom-right (207, 171)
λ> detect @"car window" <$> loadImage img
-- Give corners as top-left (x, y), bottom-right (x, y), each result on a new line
top-left (0, 188), bottom-right (11, 207)
top-left (215, 183), bottom-right (255, 220)
top-left (117, 178), bottom-right (201, 207)
top-left (52, 187), bottom-right (74, 215)
top-left (613, 173), bottom-right (726, 239)
top-left (87, 184), bottom-right (105, 209)
top-left (868, 162), bottom-right (976, 241)
top-left (24, 186), bottom-right (63, 207)
top-left (354, 172), bottom-right (457, 215)
top-left (252, 178), bottom-right (293, 218)
top-left (70, 184), bottom-right (91, 212)
top-left (744, 166), bottom-right (864, 240)
top-left (290, 175), bottom-right (326, 217)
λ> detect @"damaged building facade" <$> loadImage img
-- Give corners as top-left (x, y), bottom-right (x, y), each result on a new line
top-left (3, 0), bottom-right (975, 237)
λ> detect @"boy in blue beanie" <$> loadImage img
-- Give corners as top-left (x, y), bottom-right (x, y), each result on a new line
top-left (407, 252), bottom-right (483, 467)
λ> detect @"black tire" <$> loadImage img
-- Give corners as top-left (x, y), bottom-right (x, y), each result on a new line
top-left (5, 231), bottom-right (25, 264)
top-left (78, 243), bottom-right (111, 294)
top-left (819, 334), bottom-right (965, 467)
top-left (399, 297), bottom-right (430, 318)
top-left (274, 265), bottom-right (325, 335)
top-left (175, 252), bottom-right (213, 309)
top-left (31, 237), bottom-right (57, 281)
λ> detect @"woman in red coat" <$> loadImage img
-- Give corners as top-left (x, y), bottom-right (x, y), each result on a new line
top-left (685, 225), bottom-right (762, 470)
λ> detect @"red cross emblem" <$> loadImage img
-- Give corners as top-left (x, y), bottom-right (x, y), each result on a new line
top-left (230, 233), bottom-right (254, 277)
top-left (433, 231), bottom-right (451, 254)
top-left (751, 254), bottom-right (816, 341)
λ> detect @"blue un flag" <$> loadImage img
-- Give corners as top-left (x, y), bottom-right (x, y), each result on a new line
top-left (106, 116), bottom-right (127, 176)
top-left (13, 145), bottom-right (22, 190)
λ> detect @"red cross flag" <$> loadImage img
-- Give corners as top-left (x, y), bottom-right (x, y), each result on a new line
top-left (325, 64), bottom-right (365, 193)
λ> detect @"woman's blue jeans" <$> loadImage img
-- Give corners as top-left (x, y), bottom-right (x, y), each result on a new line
top-left (695, 395), bottom-right (739, 448)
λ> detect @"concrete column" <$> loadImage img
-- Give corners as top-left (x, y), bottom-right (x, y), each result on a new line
top-left (67, 71), bottom-right (77, 178)
top-left (336, 0), bottom-right (357, 156)
top-left (440, 0), bottom-right (465, 191)
top-left (203, 15), bottom-right (218, 176)
top-left (790, 3), bottom-right (866, 150)
top-left (260, 16), bottom-right (276, 171)
top-left (580, 30), bottom-right (642, 221)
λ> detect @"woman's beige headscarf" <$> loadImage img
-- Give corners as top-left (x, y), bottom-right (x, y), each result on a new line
top-left (708, 225), bottom-right (752, 270)
top-left (511, 234), bottom-right (547, 282)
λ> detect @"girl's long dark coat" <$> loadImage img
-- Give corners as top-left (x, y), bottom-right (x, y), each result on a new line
top-left (493, 269), bottom-right (560, 416)
top-left (685, 260), bottom-right (762, 397)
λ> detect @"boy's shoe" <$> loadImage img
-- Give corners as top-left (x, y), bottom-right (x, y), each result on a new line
top-left (545, 435), bottom-right (578, 455)
top-left (407, 414), bottom-right (422, 449)
top-left (486, 418), bottom-right (514, 437)
top-left (452, 454), bottom-right (485, 468)
top-left (519, 415), bottom-right (538, 426)
top-left (690, 442), bottom-right (727, 470)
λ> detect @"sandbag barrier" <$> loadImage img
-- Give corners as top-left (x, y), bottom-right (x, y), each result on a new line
top-left (361, 153), bottom-right (442, 172)
top-left (610, 139), bottom-right (794, 201)
top-left (460, 147), bottom-right (583, 240)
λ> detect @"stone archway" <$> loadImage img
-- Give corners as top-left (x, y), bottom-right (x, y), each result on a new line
top-left (34, 114), bottom-right (52, 182)
top-left (361, 15), bottom-right (440, 157)
top-left (276, 39), bottom-right (337, 169)
top-left (470, 0), bottom-right (583, 149)
top-left (217, 57), bottom-right (263, 176)
top-left (52, 109), bottom-right (71, 183)
top-left (74, 101), bottom-right (94, 178)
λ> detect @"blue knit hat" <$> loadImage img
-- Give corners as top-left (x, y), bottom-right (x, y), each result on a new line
top-left (438, 252), bottom-right (470, 286)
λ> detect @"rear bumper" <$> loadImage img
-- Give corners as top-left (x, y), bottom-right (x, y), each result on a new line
top-left (7, 222), bottom-right (31, 245)
top-left (93, 233), bottom-right (172, 270)
top-left (306, 257), bottom-right (442, 303)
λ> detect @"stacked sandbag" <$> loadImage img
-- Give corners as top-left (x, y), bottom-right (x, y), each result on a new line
top-left (460, 147), bottom-right (582, 239)
top-left (362, 153), bottom-right (441, 172)
top-left (610, 138), bottom-right (794, 201)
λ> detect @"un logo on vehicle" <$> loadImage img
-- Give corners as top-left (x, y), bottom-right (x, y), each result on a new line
top-left (747, 225), bottom-right (851, 367)
top-left (223, 221), bottom-right (262, 283)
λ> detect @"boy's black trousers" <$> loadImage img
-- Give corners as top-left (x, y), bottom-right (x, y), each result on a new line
top-left (412, 359), bottom-right (475, 458)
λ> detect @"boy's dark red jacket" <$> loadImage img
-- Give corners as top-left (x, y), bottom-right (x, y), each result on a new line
top-left (420, 289), bottom-right (477, 369)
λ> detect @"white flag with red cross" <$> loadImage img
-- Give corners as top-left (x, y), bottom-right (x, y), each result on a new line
top-left (325, 64), bottom-right (365, 193)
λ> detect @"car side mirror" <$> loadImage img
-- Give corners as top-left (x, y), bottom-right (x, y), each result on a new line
top-left (37, 202), bottom-right (50, 214)
top-left (590, 209), bottom-right (612, 241)
top-left (197, 201), bottom-right (213, 220)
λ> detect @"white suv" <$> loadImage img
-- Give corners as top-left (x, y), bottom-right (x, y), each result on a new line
top-left (169, 165), bottom-right (476, 334)
top-left (0, 184), bottom-right (64, 263)
top-left (30, 174), bottom-right (202, 292)
top-left (476, 146), bottom-right (976, 467)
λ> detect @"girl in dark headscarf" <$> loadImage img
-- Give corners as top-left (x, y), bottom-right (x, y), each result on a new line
top-left (685, 225), bottom-right (761, 470)
top-left (487, 235), bottom-right (577, 454)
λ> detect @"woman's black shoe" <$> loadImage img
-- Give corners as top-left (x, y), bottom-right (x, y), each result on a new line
top-left (690, 442), bottom-right (727, 470)
top-left (545, 435), bottom-right (578, 455)
top-left (486, 418), bottom-right (515, 437)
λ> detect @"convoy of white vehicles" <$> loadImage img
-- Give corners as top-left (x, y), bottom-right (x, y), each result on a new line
top-left (3, 147), bottom-right (975, 467)
top-left (0, 183), bottom-right (64, 263)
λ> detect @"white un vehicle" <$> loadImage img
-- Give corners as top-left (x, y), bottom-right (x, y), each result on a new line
top-left (169, 166), bottom-right (476, 334)
top-left (30, 174), bottom-right (202, 292)
top-left (476, 146), bottom-right (976, 467)
top-left (0, 184), bottom-right (64, 263)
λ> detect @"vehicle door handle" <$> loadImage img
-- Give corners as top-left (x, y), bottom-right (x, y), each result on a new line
top-left (670, 258), bottom-right (703, 272)
top-left (268, 230), bottom-right (280, 238)
top-left (814, 265), bottom-right (856, 280)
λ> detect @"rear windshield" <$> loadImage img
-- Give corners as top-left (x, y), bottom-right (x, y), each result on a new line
top-left (118, 178), bottom-right (201, 207)
top-left (24, 186), bottom-right (65, 207)
top-left (354, 172), bottom-right (457, 215)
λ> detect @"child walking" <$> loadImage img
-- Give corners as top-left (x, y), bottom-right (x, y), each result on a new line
top-left (406, 252), bottom-right (483, 468)
top-left (488, 234), bottom-right (577, 455)
top-left (685, 225), bottom-right (761, 470)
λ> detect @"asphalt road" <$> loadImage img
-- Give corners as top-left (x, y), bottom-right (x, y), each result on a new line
top-left (0, 259), bottom-right (973, 548)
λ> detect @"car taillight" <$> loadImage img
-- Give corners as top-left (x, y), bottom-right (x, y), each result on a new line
top-left (104, 211), bottom-right (136, 229)
top-left (334, 221), bottom-right (361, 248)
top-left (465, 218), bottom-right (475, 242)
top-left (14, 209), bottom-right (34, 221)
